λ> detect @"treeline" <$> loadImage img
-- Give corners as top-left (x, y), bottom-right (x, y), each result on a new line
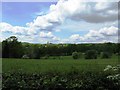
top-left (1, 36), bottom-right (120, 59)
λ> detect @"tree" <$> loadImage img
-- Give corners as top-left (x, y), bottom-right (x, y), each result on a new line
top-left (85, 50), bottom-right (97, 59)
top-left (102, 42), bottom-right (113, 55)
top-left (2, 36), bottom-right (24, 58)
top-left (0, 43), bottom-right (2, 58)
top-left (72, 52), bottom-right (79, 59)
top-left (101, 52), bottom-right (111, 59)
top-left (33, 45), bottom-right (41, 59)
top-left (2, 40), bottom-right (9, 58)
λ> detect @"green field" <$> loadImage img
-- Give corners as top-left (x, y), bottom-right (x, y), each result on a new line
top-left (2, 55), bottom-right (119, 74)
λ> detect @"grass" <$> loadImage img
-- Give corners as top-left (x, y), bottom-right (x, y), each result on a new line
top-left (2, 55), bottom-right (119, 74)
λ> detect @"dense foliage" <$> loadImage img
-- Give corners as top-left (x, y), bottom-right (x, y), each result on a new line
top-left (2, 65), bottom-right (120, 90)
top-left (2, 36), bottom-right (120, 59)
top-left (85, 50), bottom-right (98, 59)
top-left (2, 36), bottom-right (24, 58)
top-left (101, 52), bottom-right (111, 59)
top-left (72, 52), bottom-right (79, 59)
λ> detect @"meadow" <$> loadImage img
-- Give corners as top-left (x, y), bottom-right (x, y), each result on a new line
top-left (2, 55), bottom-right (119, 74)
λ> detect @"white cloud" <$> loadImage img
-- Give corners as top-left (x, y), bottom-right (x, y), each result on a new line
top-left (67, 26), bottom-right (119, 43)
top-left (27, 0), bottom-right (118, 32)
top-left (99, 26), bottom-right (118, 36)
top-left (1, 0), bottom-right (118, 43)
top-left (1, 0), bottom-right (118, 33)
top-left (95, 2), bottom-right (112, 11)
top-left (0, 22), bottom-right (40, 35)
top-left (0, 22), bottom-right (28, 35)
top-left (1, 21), bottom-right (118, 43)
top-left (84, 26), bottom-right (118, 43)
top-left (70, 34), bottom-right (83, 41)
top-left (39, 31), bottom-right (60, 43)
top-left (39, 32), bottom-right (54, 38)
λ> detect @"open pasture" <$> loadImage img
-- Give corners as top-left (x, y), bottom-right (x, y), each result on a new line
top-left (2, 55), bottom-right (119, 74)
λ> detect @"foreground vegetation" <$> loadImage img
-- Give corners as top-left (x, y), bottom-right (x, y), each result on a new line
top-left (2, 56), bottom-right (119, 89)
top-left (2, 61), bottom-right (120, 89)
top-left (2, 69), bottom-right (120, 90)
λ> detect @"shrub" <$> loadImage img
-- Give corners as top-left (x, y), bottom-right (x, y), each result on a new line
top-left (118, 51), bottom-right (120, 55)
top-left (43, 55), bottom-right (49, 59)
top-left (72, 52), bottom-right (79, 59)
top-left (104, 65), bottom-right (120, 88)
top-left (22, 55), bottom-right (29, 59)
top-left (101, 52), bottom-right (111, 59)
top-left (78, 52), bottom-right (83, 58)
top-left (85, 50), bottom-right (97, 59)
top-left (2, 70), bottom-right (120, 90)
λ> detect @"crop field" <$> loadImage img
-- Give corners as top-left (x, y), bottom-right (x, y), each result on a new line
top-left (2, 55), bottom-right (119, 74)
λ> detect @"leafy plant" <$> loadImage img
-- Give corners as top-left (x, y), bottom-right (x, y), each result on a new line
top-left (72, 52), bottom-right (79, 59)
top-left (22, 55), bottom-right (29, 59)
top-left (2, 67), bottom-right (120, 90)
top-left (85, 50), bottom-right (97, 59)
top-left (101, 52), bottom-right (111, 59)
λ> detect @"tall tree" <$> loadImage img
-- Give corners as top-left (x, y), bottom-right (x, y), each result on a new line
top-left (2, 36), bottom-right (24, 58)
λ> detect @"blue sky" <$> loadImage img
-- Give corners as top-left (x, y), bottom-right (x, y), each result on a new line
top-left (2, 2), bottom-right (56, 26)
top-left (1, 0), bottom-right (119, 43)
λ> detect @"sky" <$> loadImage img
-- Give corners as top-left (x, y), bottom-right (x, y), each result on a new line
top-left (0, 0), bottom-right (119, 44)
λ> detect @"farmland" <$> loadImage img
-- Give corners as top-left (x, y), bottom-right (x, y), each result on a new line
top-left (1, 1), bottom-right (120, 89)
top-left (1, 36), bottom-right (120, 89)
top-left (2, 55), bottom-right (120, 89)
top-left (2, 55), bottom-right (119, 74)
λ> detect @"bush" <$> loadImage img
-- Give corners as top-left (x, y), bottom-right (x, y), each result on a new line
top-left (101, 52), bottom-right (111, 59)
top-left (72, 52), bottom-right (79, 59)
top-left (85, 50), bottom-right (97, 59)
top-left (43, 55), bottom-right (49, 59)
top-left (2, 69), bottom-right (120, 90)
top-left (118, 51), bottom-right (120, 55)
top-left (78, 52), bottom-right (83, 58)
top-left (22, 55), bottom-right (29, 59)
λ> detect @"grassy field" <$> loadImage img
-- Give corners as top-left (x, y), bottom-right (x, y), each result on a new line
top-left (2, 55), bottom-right (119, 74)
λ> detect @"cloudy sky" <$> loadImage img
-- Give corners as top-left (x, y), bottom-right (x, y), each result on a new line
top-left (0, 0), bottom-right (119, 43)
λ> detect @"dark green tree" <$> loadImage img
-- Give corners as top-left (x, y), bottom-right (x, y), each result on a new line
top-left (101, 52), bottom-right (111, 59)
top-left (2, 36), bottom-right (24, 58)
top-left (85, 50), bottom-right (98, 59)
top-left (72, 52), bottom-right (79, 59)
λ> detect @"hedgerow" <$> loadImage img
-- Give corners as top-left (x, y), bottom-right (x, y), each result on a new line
top-left (2, 65), bottom-right (120, 90)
